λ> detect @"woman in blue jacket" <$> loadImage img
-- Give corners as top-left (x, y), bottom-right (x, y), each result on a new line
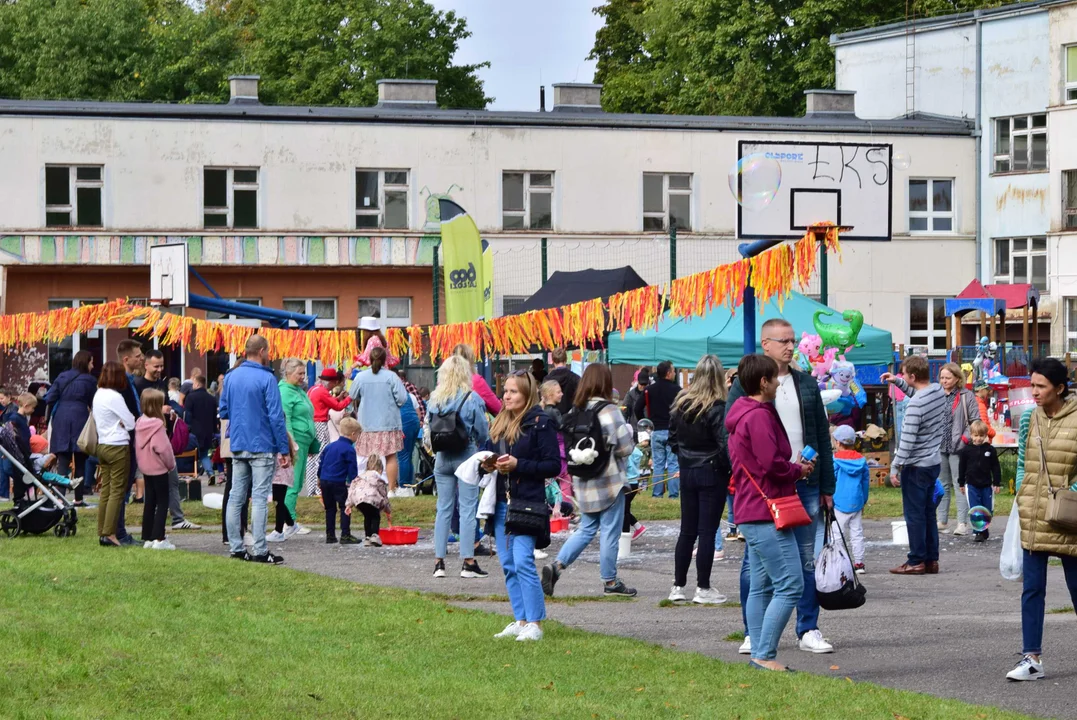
top-left (349, 346), bottom-right (408, 494)
top-left (483, 370), bottom-right (560, 643)
top-left (44, 350), bottom-right (97, 506)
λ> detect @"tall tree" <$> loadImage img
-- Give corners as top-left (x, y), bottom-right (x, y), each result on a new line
top-left (589, 0), bottom-right (1006, 117)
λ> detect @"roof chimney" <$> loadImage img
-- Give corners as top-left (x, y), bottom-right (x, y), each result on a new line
top-left (552, 83), bottom-right (603, 113)
top-left (804, 89), bottom-right (856, 117)
top-left (376, 79), bottom-right (438, 108)
top-left (228, 75), bottom-right (261, 105)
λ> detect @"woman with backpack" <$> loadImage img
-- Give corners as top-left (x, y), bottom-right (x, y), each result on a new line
top-left (541, 364), bottom-right (637, 598)
top-left (667, 355), bottom-right (732, 605)
top-left (426, 355), bottom-right (490, 580)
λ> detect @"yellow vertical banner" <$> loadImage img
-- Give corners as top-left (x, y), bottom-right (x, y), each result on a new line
top-left (439, 199), bottom-right (485, 324)
top-left (482, 239), bottom-right (494, 320)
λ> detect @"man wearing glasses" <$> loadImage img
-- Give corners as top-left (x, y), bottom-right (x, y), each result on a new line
top-left (727, 318), bottom-right (837, 655)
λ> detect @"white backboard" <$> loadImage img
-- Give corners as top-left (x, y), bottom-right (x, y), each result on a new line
top-left (149, 242), bottom-right (189, 307)
top-left (737, 141), bottom-right (893, 242)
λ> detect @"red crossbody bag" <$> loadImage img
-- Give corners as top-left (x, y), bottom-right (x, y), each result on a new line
top-left (742, 466), bottom-right (812, 530)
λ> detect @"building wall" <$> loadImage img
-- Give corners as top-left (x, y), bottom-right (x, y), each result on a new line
top-left (1047, 2), bottom-right (1077, 349)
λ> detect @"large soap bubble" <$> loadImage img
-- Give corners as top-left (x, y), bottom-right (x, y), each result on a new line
top-left (893, 150), bottom-right (912, 171)
top-left (969, 505), bottom-right (993, 532)
top-left (728, 154), bottom-right (782, 211)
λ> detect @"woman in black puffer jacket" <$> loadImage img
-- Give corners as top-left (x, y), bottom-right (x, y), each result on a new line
top-left (668, 355), bottom-right (732, 605)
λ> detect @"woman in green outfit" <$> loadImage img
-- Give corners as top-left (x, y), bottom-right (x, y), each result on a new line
top-left (276, 358), bottom-right (320, 538)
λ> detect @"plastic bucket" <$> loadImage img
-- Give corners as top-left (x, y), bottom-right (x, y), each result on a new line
top-left (202, 493), bottom-right (224, 510)
top-left (380, 526), bottom-right (420, 545)
top-left (891, 520), bottom-right (909, 547)
top-left (550, 516), bottom-right (569, 533)
top-left (618, 531), bottom-right (632, 560)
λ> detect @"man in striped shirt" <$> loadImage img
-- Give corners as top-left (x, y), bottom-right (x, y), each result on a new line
top-left (884, 355), bottom-right (948, 575)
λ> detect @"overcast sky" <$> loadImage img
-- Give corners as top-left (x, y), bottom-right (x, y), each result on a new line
top-left (428, 0), bottom-right (605, 111)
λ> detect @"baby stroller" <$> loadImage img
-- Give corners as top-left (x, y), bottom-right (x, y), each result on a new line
top-left (414, 441), bottom-right (436, 495)
top-left (0, 424), bottom-right (78, 539)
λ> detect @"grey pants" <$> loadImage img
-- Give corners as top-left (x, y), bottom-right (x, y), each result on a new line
top-left (935, 452), bottom-right (968, 526)
top-left (167, 467), bottom-right (185, 524)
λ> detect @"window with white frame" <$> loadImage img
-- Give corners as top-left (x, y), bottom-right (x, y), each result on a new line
top-left (358, 297), bottom-right (412, 327)
top-left (908, 178), bottom-right (954, 232)
top-left (1066, 45), bottom-right (1077, 104)
top-left (643, 173), bottom-right (691, 231)
top-left (502, 172), bottom-right (553, 230)
top-left (47, 299), bottom-right (106, 380)
top-left (356, 169), bottom-right (409, 229)
top-left (282, 298), bottom-right (338, 329)
top-left (204, 167), bottom-right (259, 229)
top-left (1064, 170), bottom-right (1077, 230)
top-left (45, 166), bottom-right (103, 227)
top-left (909, 297), bottom-right (950, 355)
top-left (1067, 298), bottom-right (1077, 352)
top-left (993, 114), bottom-right (1048, 173)
top-left (994, 237), bottom-right (1047, 289)
top-left (205, 298), bottom-right (262, 322)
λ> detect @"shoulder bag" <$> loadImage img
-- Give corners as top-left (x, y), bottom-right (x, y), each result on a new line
top-left (742, 465), bottom-right (811, 530)
top-left (77, 412), bottom-right (99, 457)
top-left (1035, 414), bottom-right (1077, 533)
top-left (501, 439), bottom-right (551, 548)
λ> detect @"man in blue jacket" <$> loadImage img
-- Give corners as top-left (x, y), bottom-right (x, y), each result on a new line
top-left (219, 335), bottom-right (291, 564)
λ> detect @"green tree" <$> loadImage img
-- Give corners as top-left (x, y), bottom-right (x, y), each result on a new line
top-left (589, 0), bottom-right (1006, 117)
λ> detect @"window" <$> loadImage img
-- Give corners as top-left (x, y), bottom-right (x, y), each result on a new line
top-left (502, 172), bottom-right (553, 230)
top-left (993, 114), bottom-right (1048, 173)
top-left (47, 299), bottom-right (106, 380)
top-left (355, 170), bottom-right (409, 230)
top-left (502, 296), bottom-right (527, 316)
top-left (1065, 170), bottom-right (1077, 230)
top-left (994, 237), bottom-right (1047, 289)
top-left (204, 168), bottom-right (259, 229)
top-left (358, 298), bottom-right (411, 327)
top-left (45, 166), bottom-right (103, 227)
top-left (1067, 45), bottom-right (1077, 104)
top-left (909, 297), bottom-right (949, 355)
top-left (908, 179), bottom-right (954, 232)
top-left (282, 298), bottom-right (337, 329)
top-left (643, 173), bottom-right (691, 231)
top-left (1067, 299), bottom-right (1077, 352)
top-left (205, 298), bottom-right (262, 322)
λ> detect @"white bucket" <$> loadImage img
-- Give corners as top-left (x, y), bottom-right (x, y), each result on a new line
top-left (891, 520), bottom-right (909, 546)
top-left (618, 532), bottom-right (632, 560)
top-left (202, 493), bottom-right (224, 510)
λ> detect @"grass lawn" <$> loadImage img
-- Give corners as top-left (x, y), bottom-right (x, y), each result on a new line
top-left (0, 532), bottom-right (1034, 720)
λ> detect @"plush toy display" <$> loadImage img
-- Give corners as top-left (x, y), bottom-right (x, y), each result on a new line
top-left (794, 317), bottom-right (868, 425)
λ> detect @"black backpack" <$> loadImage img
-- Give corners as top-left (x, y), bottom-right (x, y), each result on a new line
top-left (429, 394), bottom-right (471, 454)
top-left (562, 401), bottom-right (612, 480)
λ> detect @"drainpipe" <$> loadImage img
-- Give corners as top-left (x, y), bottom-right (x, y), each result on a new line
top-left (974, 12), bottom-right (983, 285)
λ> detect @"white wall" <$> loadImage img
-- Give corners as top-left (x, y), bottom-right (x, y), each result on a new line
top-left (1048, 3), bottom-right (1077, 348)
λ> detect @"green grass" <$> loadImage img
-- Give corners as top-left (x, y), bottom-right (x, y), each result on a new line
top-left (0, 532), bottom-right (1035, 720)
top-left (863, 486), bottom-right (1014, 521)
top-left (1047, 606), bottom-right (1074, 614)
top-left (724, 630), bottom-right (746, 642)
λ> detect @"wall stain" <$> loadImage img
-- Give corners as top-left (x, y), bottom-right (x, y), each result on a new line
top-left (988, 63), bottom-right (1015, 77)
top-left (995, 185), bottom-right (1047, 213)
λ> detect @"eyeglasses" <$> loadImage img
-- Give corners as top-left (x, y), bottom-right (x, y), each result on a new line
top-left (763, 337), bottom-right (796, 346)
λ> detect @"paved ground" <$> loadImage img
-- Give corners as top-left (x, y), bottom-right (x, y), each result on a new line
top-left (174, 514), bottom-right (1077, 719)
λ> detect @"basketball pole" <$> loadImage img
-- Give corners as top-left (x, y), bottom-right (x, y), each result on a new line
top-left (819, 232), bottom-right (829, 307)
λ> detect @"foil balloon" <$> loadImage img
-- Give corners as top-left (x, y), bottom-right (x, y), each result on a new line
top-left (814, 309), bottom-right (865, 354)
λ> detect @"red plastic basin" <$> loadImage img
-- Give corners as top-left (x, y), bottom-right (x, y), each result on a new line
top-left (380, 526), bottom-right (420, 545)
top-left (550, 517), bottom-right (569, 533)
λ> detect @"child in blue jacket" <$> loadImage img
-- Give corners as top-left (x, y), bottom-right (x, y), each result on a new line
top-left (831, 425), bottom-right (870, 574)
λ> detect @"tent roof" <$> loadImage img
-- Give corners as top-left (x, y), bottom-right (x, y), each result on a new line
top-left (951, 279), bottom-right (1038, 314)
top-left (984, 283), bottom-right (1039, 309)
top-left (513, 266), bottom-right (648, 314)
top-left (608, 292), bottom-right (893, 368)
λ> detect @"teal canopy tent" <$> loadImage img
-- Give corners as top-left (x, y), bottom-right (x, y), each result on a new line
top-left (608, 292), bottom-right (893, 368)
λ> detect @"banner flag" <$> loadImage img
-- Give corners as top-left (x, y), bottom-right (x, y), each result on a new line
top-left (439, 199), bottom-right (485, 324)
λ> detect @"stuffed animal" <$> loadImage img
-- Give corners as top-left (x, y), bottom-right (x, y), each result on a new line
top-left (812, 347), bottom-right (838, 387)
top-left (794, 332), bottom-right (823, 373)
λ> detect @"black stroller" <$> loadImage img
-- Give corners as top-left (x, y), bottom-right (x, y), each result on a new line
top-left (0, 423), bottom-right (78, 539)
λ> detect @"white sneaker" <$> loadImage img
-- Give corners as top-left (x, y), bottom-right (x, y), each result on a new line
top-left (366, 534), bottom-right (383, 547)
top-left (668, 585), bottom-right (687, 602)
top-left (266, 531), bottom-right (286, 543)
top-left (294, 524), bottom-right (312, 536)
top-left (494, 621), bottom-right (524, 639)
top-left (153, 539), bottom-right (176, 551)
top-left (143, 541), bottom-right (154, 549)
top-left (738, 635), bottom-right (752, 655)
top-left (1006, 655), bottom-right (1044, 681)
top-left (692, 587), bottom-right (727, 605)
top-left (937, 521), bottom-right (948, 532)
top-left (243, 532), bottom-right (255, 547)
top-left (533, 548), bottom-right (549, 560)
top-left (798, 629), bottom-right (835, 653)
top-left (282, 524), bottom-right (298, 539)
top-left (953, 523), bottom-right (970, 536)
top-left (714, 550), bottom-right (725, 561)
top-left (396, 487), bottom-right (415, 498)
top-left (515, 623), bottom-right (544, 642)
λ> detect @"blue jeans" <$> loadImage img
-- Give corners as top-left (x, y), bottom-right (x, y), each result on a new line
top-left (227, 453), bottom-right (275, 557)
top-left (0, 458), bottom-right (11, 499)
top-left (650, 430), bottom-right (680, 498)
top-left (556, 490), bottom-right (625, 582)
top-left (398, 413), bottom-right (420, 489)
top-left (1021, 550), bottom-right (1077, 655)
top-left (199, 448), bottom-right (214, 477)
top-left (434, 451), bottom-right (479, 560)
top-left (740, 521), bottom-right (804, 661)
top-left (793, 481), bottom-right (822, 637)
top-left (495, 501), bottom-right (546, 623)
top-left (901, 464), bottom-right (941, 565)
top-left (967, 485), bottom-right (993, 514)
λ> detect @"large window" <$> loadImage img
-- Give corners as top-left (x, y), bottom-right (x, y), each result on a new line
top-left (358, 298), bottom-right (411, 327)
top-left (993, 114), bottom-right (1048, 173)
top-left (994, 237), bottom-right (1047, 289)
top-left (502, 172), bottom-right (553, 230)
top-left (47, 299), bottom-right (106, 380)
top-left (643, 173), bottom-right (691, 231)
top-left (1066, 45), bottom-right (1077, 104)
top-left (909, 297), bottom-right (950, 356)
top-left (204, 167), bottom-right (259, 229)
top-left (1064, 170), bottom-right (1077, 230)
top-left (1067, 298), bottom-right (1077, 352)
top-left (45, 165), bottom-right (103, 227)
top-left (282, 298), bottom-right (337, 329)
top-left (908, 179), bottom-right (953, 233)
top-left (356, 169), bottom-right (409, 230)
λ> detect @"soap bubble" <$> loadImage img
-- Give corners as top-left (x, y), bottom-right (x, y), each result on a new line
top-left (893, 150), bottom-right (912, 171)
top-left (728, 154), bottom-right (782, 211)
top-left (969, 505), bottom-right (993, 532)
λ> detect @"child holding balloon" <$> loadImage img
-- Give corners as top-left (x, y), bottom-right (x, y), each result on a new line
top-left (957, 420), bottom-right (1001, 542)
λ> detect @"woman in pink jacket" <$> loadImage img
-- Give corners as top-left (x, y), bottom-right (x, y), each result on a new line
top-left (453, 343), bottom-right (501, 415)
top-left (135, 389), bottom-right (177, 550)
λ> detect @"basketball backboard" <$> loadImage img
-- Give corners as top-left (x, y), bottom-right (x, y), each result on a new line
top-left (737, 141), bottom-right (893, 242)
top-left (149, 242), bottom-right (189, 307)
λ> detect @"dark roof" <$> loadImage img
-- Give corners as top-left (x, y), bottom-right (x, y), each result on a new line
top-left (831, 0), bottom-right (1064, 45)
top-left (514, 267), bottom-right (649, 315)
top-left (0, 98), bottom-right (974, 136)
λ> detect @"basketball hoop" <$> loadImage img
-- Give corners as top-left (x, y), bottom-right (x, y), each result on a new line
top-left (149, 243), bottom-right (189, 308)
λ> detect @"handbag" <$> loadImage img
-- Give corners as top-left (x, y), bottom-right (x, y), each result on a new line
top-left (741, 465), bottom-right (812, 530)
top-left (499, 439), bottom-right (552, 548)
top-left (76, 412), bottom-right (98, 457)
top-left (1035, 415), bottom-right (1077, 533)
top-left (815, 506), bottom-right (867, 611)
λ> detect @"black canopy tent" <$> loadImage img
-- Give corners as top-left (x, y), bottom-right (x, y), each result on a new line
top-left (512, 266), bottom-right (649, 315)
